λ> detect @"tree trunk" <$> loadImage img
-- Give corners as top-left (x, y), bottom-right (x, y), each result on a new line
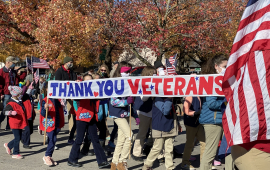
top-left (104, 44), bottom-right (114, 71)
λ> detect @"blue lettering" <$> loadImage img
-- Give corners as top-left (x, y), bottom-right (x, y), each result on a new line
top-left (59, 83), bottom-right (66, 97)
top-left (115, 80), bottom-right (124, 95)
top-left (75, 83), bottom-right (84, 97)
top-left (68, 83), bottom-right (75, 97)
top-left (104, 80), bottom-right (113, 96)
top-left (84, 82), bottom-right (93, 96)
top-left (97, 81), bottom-right (105, 97)
top-left (51, 83), bottom-right (58, 96)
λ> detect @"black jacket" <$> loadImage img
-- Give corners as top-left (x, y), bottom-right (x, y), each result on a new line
top-left (55, 66), bottom-right (76, 81)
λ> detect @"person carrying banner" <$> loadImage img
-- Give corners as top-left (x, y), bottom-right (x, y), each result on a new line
top-left (0, 56), bottom-right (27, 130)
top-left (132, 66), bottom-right (156, 162)
top-left (54, 56), bottom-right (76, 134)
top-left (180, 78), bottom-right (205, 170)
top-left (3, 86), bottom-right (30, 159)
top-left (110, 61), bottom-right (140, 170)
top-left (39, 82), bottom-right (65, 167)
top-left (199, 54), bottom-right (227, 170)
top-left (68, 74), bottom-right (110, 168)
top-left (142, 96), bottom-right (180, 170)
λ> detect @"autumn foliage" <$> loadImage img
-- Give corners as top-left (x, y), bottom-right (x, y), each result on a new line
top-left (0, 0), bottom-right (247, 68)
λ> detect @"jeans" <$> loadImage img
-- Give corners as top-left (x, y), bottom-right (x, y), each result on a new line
top-left (109, 121), bottom-right (118, 143)
top-left (69, 115), bottom-right (76, 140)
top-left (8, 129), bottom-right (22, 155)
top-left (96, 118), bottom-right (107, 141)
top-left (69, 120), bottom-right (107, 164)
top-left (45, 128), bottom-right (60, 157)
top-left (0, 95), bottom-right (11, 128)
top-left (21, 120), bottom-right (34, 146)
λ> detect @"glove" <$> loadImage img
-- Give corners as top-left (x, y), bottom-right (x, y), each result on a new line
top-left (127, 97), bottom-right (134, 104)
top-left (193, 110), bottom-right (201, 116)
top-left (135, 118), bottom-right (140, 125)
top-left (5, 111), bottom-right (17, 116)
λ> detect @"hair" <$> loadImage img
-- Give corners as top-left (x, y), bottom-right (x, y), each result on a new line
top-left (141, 66), bottom-right (157, 76)
top-left (41, 81), bottom-right (48, 98)
top-left (113, 61), bottom-right (132, 78)
top-left (97, 64), bottom-right (110, 76)
top-left (201, 54), bottom-right (228, 74)
top-left (92, 73), bottom-right (100, 79)
top-left (40, 77), bottom-right (45, 81)
top-left (83, 74), bottom-right (93, 80)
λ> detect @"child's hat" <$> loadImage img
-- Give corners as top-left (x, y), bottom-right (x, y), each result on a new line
top-left (8, 86), bottom-right (22, 97)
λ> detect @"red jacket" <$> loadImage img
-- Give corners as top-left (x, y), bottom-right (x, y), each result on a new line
top-left (76, 99), bottom-right (98, 123)
top-left (0, 67), bottom-right (26, 95)
top-left (24, 100), bottom-right (36, 120)
top-left (39, 97), bottom-right (65, 132)
top-left (8, 102), bottom-right (30, 129)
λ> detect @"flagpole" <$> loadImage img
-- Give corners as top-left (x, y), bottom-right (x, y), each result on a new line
top-left (31, 56), bottom-right (34, 83)
top-left (43, 95), bottom-right (49, 145)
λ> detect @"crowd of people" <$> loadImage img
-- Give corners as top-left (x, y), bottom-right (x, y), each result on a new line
top-left (0, 55), bottom-right (268, 170)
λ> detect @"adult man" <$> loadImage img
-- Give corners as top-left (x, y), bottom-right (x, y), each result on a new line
top-left (54, 56), bottom-right (77, 138)
top-left (0, 56), bottom-right (27, 130)
top-left (110, 61), bottom-right (119, 78)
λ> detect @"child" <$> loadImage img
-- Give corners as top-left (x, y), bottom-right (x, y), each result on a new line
top-left (3, 86), bottom-right (31, 159)
top-left (40, 82), bottom-right (65, 166)
top-left (142, 97), bottom-right (180, 170)
top-left (132, 66), bottom-right (156, 162)
top-left (110, 61), bottom-right (140, 170)
top-left (68, 74), bottom-right (110, 168)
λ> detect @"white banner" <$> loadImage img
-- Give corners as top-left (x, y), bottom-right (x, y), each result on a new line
top-left (47, 75), bottom-right (224, 99)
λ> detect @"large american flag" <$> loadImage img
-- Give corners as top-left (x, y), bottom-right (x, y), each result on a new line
top-left (222, 0), bottom-right (270, 146)
top-left (165, 54), bottom-right (178, 75)
top-left (32, 56), bottom-right (50, 69)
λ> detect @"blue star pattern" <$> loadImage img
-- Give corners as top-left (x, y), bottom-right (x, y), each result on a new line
top-left (195, 77), bottom-right (199, 81)
top-left (79, 112), bottom-right (91, 119)
top-left (138, 89), bottom-right (142, 94)
top-left (150, 84), bottom-right (154, 90)
top-left (42, 116), bottom-right (54, 129)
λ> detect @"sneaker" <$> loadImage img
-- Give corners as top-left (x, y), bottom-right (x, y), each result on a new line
top-left (12, 154), bottom-right (24, 159)
top-left (181, 164), bottom-right (196, 170)
top-left (212, 166), bottom-right (217, 169)
top-left (38, 126), bottom-right (42, 135)
top-left (4, 143), bottom-right (11, 155)
top-left (54, 145), bottom-right (58, 150)
top-left (50, 157), bottom-right (58, 166)
top-left (108, 141), bottom-right (115, 148)
top-left (213, 160), bottom-right (221, 166)
top-left (43, 156), bottom-right (53, 166)
top-left (189, 156), bottom-right (196, 161)
top-left (67, 139), bottom-right (75, 145)
top-left (142, 165), bottom-right (153, 170)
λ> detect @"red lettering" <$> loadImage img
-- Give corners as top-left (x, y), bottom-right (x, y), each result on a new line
top-left (185, 77), bottom-right (198, 95)
top-left (164, 78), bottom-right (173, 95)
top-left (152, 78), bottom-right (162, 94)
top-left (142, 78), bottom-right (151, 95)
top-left (199, 76), bottom-right (213, 95)
top-left (215, 76), bottom-right (223, 95)
top-left (127, 79), bottom-right (140, 94)
top-left (174, 77), bottom-right (186, 95)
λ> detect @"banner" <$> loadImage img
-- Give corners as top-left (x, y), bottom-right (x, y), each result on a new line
top-left (47, 75), bottom-right (224, 99)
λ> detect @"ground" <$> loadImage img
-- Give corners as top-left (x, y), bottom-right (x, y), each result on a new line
top-left (0, 107), bottom-right (225, 170)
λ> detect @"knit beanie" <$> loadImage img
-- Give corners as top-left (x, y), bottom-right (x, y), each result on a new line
top-left (8, 86), bottom-right (22, 97)
top-left (63, 56), bottom-right (73, 64)
top-left (154, 60), bottom-right (164, 69)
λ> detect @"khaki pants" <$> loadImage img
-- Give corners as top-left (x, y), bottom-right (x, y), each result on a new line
top-left (225, 154), bottom-right (235, 170)
top-left (144, 137), bottom-right (174, 170)
top-left (112, 117), bottom-right (133, 164)
top-left (231, 145), bottom-right (270, 170)
top-left (182, 124), bottom-right (205, 165)
top-left (133, 114), bottom-right (152, 157)
top-left (200, 124), bottom-right (223, 170)
top-left (66, 99), bottom-right (74, 132)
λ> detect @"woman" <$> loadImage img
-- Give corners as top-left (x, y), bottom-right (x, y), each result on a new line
top-left (199, 54), bottom-right (227, 170)
top-left (97, 64), bottom-right (110, 79)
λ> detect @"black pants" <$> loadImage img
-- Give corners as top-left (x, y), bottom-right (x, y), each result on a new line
top-left (68, 120), bottom-right (107, 164)
top-left (96, 118), bottom-right (107, 141)
top-left (21, 120), bottom-right (33, 146)
top-left (109, 121), bottom-right (118, 143)
top-left (69, 115), bottom-right (76, 140)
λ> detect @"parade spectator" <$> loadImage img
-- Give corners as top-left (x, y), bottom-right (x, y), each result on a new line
top-left (0, 56), bottom-right (27, 130)
top-left (199, 54), bottom-right (227, 170)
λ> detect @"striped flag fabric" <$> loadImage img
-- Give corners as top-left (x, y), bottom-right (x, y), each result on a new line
top-left (26, 57), bottom-right (32, 70)
top-left (32, 56), bottom-right (50, 69)
top-left (34, 68), bottom-right (39, 84)
top-left (222, 0), bottom-right (270, 146)
top-left (165, 54), bottom-right (178, 75)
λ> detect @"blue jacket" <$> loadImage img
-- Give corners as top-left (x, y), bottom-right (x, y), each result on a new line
top-left (199, 96), bottom-right (225, 124)
top-left (133, 97), bottom-right (153, 113)
top-left (109, 97), bottom-right (138, 119)
top-left (152, 97), bottom-right (174, 132)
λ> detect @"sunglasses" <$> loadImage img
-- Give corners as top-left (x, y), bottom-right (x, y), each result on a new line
top-left (100, 69), bottom-right (106, 72)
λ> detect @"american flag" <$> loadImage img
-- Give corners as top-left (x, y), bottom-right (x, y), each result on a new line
top-left (32, 56), bottom-right (50, 69)
top-left (165, 54), bottom-right (178, 75)
top-left (26, 57), bottom-right (32, 70)
top-left (222, 0), bottom-right (270, 146)
top-left (34, 68), bottom-right (39, 84)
